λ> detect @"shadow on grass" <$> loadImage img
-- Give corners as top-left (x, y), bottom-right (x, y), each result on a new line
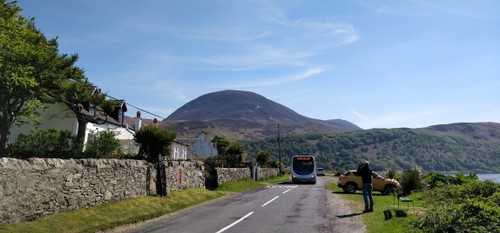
top-left (336, 212), bottom-right (363, 218)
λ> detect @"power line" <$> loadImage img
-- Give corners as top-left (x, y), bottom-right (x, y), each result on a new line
top-left (104, 94), bottom-right (166, 119)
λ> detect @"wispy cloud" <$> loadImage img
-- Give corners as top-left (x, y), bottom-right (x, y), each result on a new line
top-left (353, 109), bottom-right (439, 129)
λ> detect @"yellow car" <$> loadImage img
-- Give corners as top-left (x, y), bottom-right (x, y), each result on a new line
top-left (337, 170), bottom-right (400, 195)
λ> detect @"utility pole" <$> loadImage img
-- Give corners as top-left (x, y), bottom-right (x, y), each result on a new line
top-left (278, 124), bottom-right (282, 174)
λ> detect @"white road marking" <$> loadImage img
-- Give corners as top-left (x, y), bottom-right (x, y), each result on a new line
top-left (215, 211), bottom-right (254, 233)
top-left (282, 188), bottom-right (292, 194)
top-left (261, 196), bottom-right (280, 207)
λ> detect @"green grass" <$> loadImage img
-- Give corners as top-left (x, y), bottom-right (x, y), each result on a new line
top-left (0, 175), bottom-right (289, 233)
top-left (217, 174), bottom-right (289, 192)
top-left (328, 182), bottom-right (425, 233)
top-left (0, 188), bottom-right (224, 233)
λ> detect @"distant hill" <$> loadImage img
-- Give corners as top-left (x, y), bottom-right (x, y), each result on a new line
top-left (425, 122), bottom-right (500, 142)
top-left (161, 90), bottom-right (360, 140)
top-left (242, 125), bottom-right (500, 173)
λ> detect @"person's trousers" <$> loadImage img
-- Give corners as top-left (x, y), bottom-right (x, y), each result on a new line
top-left (362, 183), bottom-right (374, 210)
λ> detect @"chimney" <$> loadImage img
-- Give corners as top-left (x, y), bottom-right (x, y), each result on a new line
top-left (153, 118), bottom-right (158, 127)
top-left (134, 111), bottom-right (142, 131)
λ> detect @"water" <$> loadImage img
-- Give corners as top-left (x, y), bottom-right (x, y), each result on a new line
top-left (477, 174), bottom-right (500, 183)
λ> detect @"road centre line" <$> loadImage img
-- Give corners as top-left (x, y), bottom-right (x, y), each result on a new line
top-left (282, 189), bottom-right (292, 194)
top-left (261, 196), bottom-right (280, 207)
top-left (215, 211), bottom-right (254, 233)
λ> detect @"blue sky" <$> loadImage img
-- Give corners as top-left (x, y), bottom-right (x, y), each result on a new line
top-left (16, 0), bottom-right (500, 129)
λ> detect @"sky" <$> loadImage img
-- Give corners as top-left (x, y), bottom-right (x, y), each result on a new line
top-left (15, 0), bottom-right (500, 129)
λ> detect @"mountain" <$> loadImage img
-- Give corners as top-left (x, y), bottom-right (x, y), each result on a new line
top-left (425, 122), bottom-right (500, 142)
top-left (242, 126), bottom-right (500, 173)
top-left (161, 90), bottom-right (360, 140)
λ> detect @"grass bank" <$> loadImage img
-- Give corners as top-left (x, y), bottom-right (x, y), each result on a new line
top-left (328, 182), bottom-right (424, 233)
top-left (0, 174), bottom-right (288, 233)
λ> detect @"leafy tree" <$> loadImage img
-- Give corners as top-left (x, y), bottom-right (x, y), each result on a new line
top-left (0, 1), bottom-right (109, 156)
top-left (134, 125), bottom-right (176, 162)
top-left (9, 128), bottom-right (81, 158)
top-left (256, 151), bottom-right (272, 166)
top-left (212, 135), bottom-right (246, 165)
top-left (84, 130), bottom-right (121, 158)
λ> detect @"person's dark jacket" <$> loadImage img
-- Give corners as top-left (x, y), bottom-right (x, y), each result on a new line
top-left (358, 163), bottom-right (372, 184)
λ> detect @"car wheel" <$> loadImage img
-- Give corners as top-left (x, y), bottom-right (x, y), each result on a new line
top-left (383, 185), bottom-right (397, 195)
top-left (343, 183), bottom-right (357, 194)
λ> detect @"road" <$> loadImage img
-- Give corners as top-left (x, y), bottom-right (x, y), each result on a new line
top-left (113, 177), bottom-right (364, 233)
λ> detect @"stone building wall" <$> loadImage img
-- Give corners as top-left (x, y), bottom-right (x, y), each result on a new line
top-left (0, 157), bottom-right (204, 225)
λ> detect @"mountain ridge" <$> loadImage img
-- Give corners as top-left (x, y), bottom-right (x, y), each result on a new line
top-left (160, 90), bottom-right (361, 140)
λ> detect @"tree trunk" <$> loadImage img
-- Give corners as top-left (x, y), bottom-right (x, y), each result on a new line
top-left (0, 125), bottom-right (9, 157)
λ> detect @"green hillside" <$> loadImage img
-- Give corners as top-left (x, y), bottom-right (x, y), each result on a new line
top-left (241, 128), bottom-right (500, 173)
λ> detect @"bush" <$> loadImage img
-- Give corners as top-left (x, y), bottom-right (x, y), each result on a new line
top-left (84, 130), bottom-right (121, 158)
top-left (409, 180), bottom-right (500, 232)
top-left (334, 169), bottom-right (344, 176)
top-left (399, 167), bottom-right (425, 195)
top-left (9, 128), bottom-right (81, 158)
top-left (425, 172), bottom-right (479, 189)
top-left (386, 167), bottom-right (399, 179)
top-left (134, 125), bottom-right (176, 162)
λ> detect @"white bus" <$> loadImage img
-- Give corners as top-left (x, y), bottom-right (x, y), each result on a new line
top-left (291, 155), bottom-right (317, 184)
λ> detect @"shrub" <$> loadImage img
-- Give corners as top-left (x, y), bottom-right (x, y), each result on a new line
top-left (9, 128), bottom-right (81, 158)
top-left (334, 169), bottom-right (344, 176)
top-left (409, 180), bottom-right (500, 232)
top-left (399, 167), bottom-right (425, 195)
top-left (84, 130), bottom-right (121, 158)
top-left (386, 167), bottom-right (399, 179)
top-left (425, 172), bottom-right (479, 189)
top-left (256, 151), bottom-right (272, 166)
top-left (134, 125), bottom-right (176, 162)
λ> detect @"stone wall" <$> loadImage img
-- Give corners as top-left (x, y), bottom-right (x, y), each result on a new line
top-left (214, 167), bottom-right (280, 186)
top-left (0, 157), bottom-right (204, 224)
top-left (164, 160), bottom-right (205, 191)
top-left (215, 168), bottom-right (251, 186)
top-left (259, 168), bottom-right (280, 179)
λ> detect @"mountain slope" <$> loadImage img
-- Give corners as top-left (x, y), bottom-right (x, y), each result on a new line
top-left (242, 126), bottom-right (500, 173)
top-left (162, 90), bottom-right (360, 140)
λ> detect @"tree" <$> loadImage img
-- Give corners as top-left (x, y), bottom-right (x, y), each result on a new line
top-left (134, 125), bottom-right (176, 162)
top-left (212, 135), bottom-right (246, 165)
top-left (0, 0), bottom-right (102, 156)
top-left (256, 151), bottom-right (272, 166)
top-left (0, 1), bottom-right (111, 156)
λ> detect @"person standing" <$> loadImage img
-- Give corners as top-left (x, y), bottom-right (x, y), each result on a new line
top-left (358, 161), bottom-right (374, 213)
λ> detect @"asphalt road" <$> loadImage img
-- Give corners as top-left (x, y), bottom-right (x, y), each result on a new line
top-left (116, 177), bottom-right (333, 233)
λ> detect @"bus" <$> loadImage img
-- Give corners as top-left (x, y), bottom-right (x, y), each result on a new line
top-left (291, 155), bottom-right (317, 184)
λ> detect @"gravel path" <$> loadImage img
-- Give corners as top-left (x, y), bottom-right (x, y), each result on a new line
top-left (322, 177), bottom-right (366, 233)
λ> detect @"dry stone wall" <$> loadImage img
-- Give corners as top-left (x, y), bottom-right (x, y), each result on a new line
top-left (215, 168), bottom-right (251, 185)
top-left (215, 167), bottom-right (279, 186)
top-left (259, 168), bottom-right (280, 179)
top-left (0, 158), bottom-right (204, 225)
top-left (164, 160), bottom-right (205, 191)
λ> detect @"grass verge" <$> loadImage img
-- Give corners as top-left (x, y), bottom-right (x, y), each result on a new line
top-left (0, 174), bottom-right (289, 233)
top-left (328, 181), bottom-right (424, 233)
top-left (216, 174), bottom-right (289, 192)
top-left (0, 188), bottom-right (224, 233)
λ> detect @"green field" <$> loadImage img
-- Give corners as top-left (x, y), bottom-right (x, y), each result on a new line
top-left (328, 182), bottom-right (424, 233)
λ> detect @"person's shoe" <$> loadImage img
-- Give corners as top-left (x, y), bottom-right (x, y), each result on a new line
top-left (363, 209), bottom-right (370, 213)
top-left (369, 208), bottom-right (374, 212)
